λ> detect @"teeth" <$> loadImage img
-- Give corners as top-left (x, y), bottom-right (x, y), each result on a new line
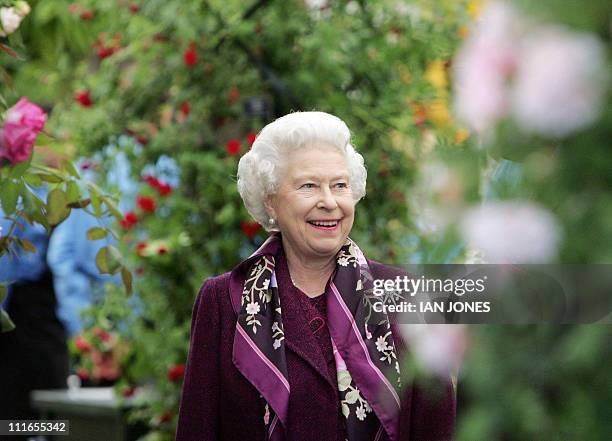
top-left (310, 220), bottom-right (338, 227)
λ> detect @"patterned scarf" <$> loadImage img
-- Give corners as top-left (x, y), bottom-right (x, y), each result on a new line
top-left (232, 234), bottom-right (402, 441)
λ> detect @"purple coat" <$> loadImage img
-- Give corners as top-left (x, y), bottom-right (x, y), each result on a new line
top-left (176, 253), bottom-right (456, 441)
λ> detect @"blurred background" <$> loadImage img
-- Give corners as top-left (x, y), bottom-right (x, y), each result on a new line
top-left (0, 0), bottom-right (610, 440)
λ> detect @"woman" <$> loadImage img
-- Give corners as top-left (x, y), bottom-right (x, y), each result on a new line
top-left (176, 112), bottom-right (455, 441)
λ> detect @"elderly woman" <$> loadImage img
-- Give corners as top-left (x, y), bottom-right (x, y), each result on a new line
top-left (176, 112), bottom-right (455, 441)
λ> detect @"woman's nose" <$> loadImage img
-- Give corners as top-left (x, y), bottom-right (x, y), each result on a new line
top-left (318, 186), bottom-right (338, 209)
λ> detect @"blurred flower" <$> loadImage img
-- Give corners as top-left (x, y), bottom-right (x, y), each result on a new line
top-left (136, 195), bottom-right (156, 213)
top-left (122, 385), bottom-right (137, 397)
top-left (75, 335), bottom-right (92, 353)
top-left (157, 244), bottom-right (168, 255)
top-left (92, 327), bottom-right (113, 343)
top-left (400, 324), bottom-right (468, 376)
top-left (75, 90), bottom-right (93, 107)
top-left (180, 101), bottom-right (191, 116)
top-left (167, 364), bottom-right (185, 382)
top-left (453, 1), bottom-right (521, 134)
top-left (80, 9), bottom-right (94, 21)
top-left (14, 2), bottom-right (31, 17)
top-left (77, 368), bottom-right (89, 381)
top-left (226, 139), bottom-right (241, 156)
top-left (0, 97), bottom-right (47, 165)
top-left (228, 86), bottom-right (240, 105)
top-left (91, 350), bottom-right (121, 381)
top-left (424, 60), bottom-right (448, 90)
top-left (246, 132), bottom-right (257, 146)
top-left (136, 241), bottom-right (148, 256)
top-left (461, 201), bottom-right (561, 263)
top-left (511, 27), bottom-right (607, 138)
top-left (143, 175), bottom-right (173, 196)
top-left (0, 7), bottom-right (23, 36)
top-left (120, 211), bottom-right (138, 229)
top-left (128, 3), bottom-right (140, 13)
top-left (158, 411), bottom-right (173, 424)
top-left (240, 221), bottom-right (261, 239)
top-left (183, 43), bottom-right (197, 67)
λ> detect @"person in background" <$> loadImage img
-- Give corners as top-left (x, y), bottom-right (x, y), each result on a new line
top-left (0, 187), bottom-right (69, 425)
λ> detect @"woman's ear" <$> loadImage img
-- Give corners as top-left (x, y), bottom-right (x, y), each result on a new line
top-left (264, 194), bottom-right (277, 221)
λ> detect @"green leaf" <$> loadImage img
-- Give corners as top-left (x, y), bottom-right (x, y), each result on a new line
top-left (0, 180), bottom-right (19, 215)
top-left (47, 188), bottom-right (71, 226)
top-left (67, 198), bottom-right (91, 209)
top-left (65, 181), bottom-right (80, 203)
top-left (90, 187), bottom-right (102, 218)
top-left (87, 227), bottom-right (108, 240)
top-left (121, 267), bottom-right (133, 296)
top-left (16, 238), bottom-right (37, 254)
top-left (95, 247), bottom-right (110, 274)
top-left (101, 196), bottom-right (122, 220)
top-left (1, 308), bottom-right (15, 333)
top-left (24, 173), bottom-right (42, 187)
top-left (62, 160), bottom-right (80, 179)
top-left (105, 245), bottom-right (123, 275)
top-left (34, 171), bottom-right (64, 183)
top-left (0, 285), bottom-right (7, 304)
top-left (9, 158), bottom-right (32, 178)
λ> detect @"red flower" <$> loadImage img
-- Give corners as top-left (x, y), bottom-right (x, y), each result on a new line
top-left (157, 245), bottom-right (168, 255)
top-left (96, 46), bottom-right (117, 59)
top-left (92, 327), bottom-right (112, 343)
top-left (120, 211), bottom-right (138, 229)
top-left (80, 10), bottom-right (95, 20)
top-left (122, 385), bottom-right (137, 397)
top-left (77, 368), bottom-right (90, 381)
top-left (228, 86), bottom-right (240, 104)
top-left (240, 221), bottom-right (261, 239)
top-left (183, 43), bottom-right (197, 67)
top-left (180, 101), bottom-right (191, 116)
top-left (135, 266), bottom-right (145, 275)
top-left (136, 241), bottom-right (148, 256)
top-left (136, 195), bottom-right (156, 213)
top-left (144, 175), bottom-right (160, 188)
top-left (159, 411), bottom-right (173, 424)
top-left (246, 132), bottom-right (257, 146)
top-left (135, 134), bottom-right (149, 145)
top-left (75, 335), bottom-right (92, 353)
top-left (157, 182), bottom-right (172, 196)
top-left (167, 364), bottom-right (185, 382)
top-left (128, 3), bottom-right (140, 13)
top-left (226, 139), bottom-right (241, 156)
top-left (75, 90), bottom-right (92, 107)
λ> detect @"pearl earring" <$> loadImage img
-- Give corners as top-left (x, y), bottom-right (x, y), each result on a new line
top-left (269, 218), bottom-right (275, 226)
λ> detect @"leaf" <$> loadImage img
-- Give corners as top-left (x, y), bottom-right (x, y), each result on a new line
top-left (62, 160), bottom-right (80, 179)
top-left (105, 245), bottom-right (123, 275)
top-left (17, 239), bottom-right (37, 254)
top-left (0, 180), bottom-right (18, 215)
top-left (47, 188), bottom-right (71, 226)
top-left (24, 173), bottom-right (42, 188)
top-left (87, 227), bottom-right (108, 240)
top-left (0, 285), bottom-right (6, 304)
top-left (89, 187), bottom-right (102, 218)
top-left (337, 370), bottom-right (352, 391)
top-left (121, 267), bottom-right (133, 296)
top-left (341, 403), bottom-right (350, 418)
top-left (65, 181), bottom-right (80, 203)
top-left (68, 198), bottom-right (91, 209)
top-left (101, 195), bottom-right (123, 220)
top-left (1, 308), bottom-right (15, 333)
top-left (95, 247), bottom-right (110, 274)
top-left (345, 389), bottom-right (360, 404)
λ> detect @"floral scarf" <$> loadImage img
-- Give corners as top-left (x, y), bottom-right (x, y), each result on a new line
top-left (232, 234), bottom-right (402, 441)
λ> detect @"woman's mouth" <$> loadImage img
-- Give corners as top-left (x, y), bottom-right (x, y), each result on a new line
top-left (307, 219), bottom-right (340, 231)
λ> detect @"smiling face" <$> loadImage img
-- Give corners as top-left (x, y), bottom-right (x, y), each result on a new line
top-left (265, 145), bottom-right (356, 262)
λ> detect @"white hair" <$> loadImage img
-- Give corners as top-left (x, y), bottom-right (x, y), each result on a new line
top-left (237, 111), bottom-right (367, 231)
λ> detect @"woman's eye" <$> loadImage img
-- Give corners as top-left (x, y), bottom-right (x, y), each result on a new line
top-left (301, 183), bottom-right (316, 189)
top-left (335, 182), bottom-right (348, 189)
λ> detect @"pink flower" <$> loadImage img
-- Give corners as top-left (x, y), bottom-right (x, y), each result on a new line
top-left (453, 1), bottom-right (522, 134)
top-left (400, 325), bottom-right (468, 377)
top-left (0, 97), bottom-right (47, 165)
